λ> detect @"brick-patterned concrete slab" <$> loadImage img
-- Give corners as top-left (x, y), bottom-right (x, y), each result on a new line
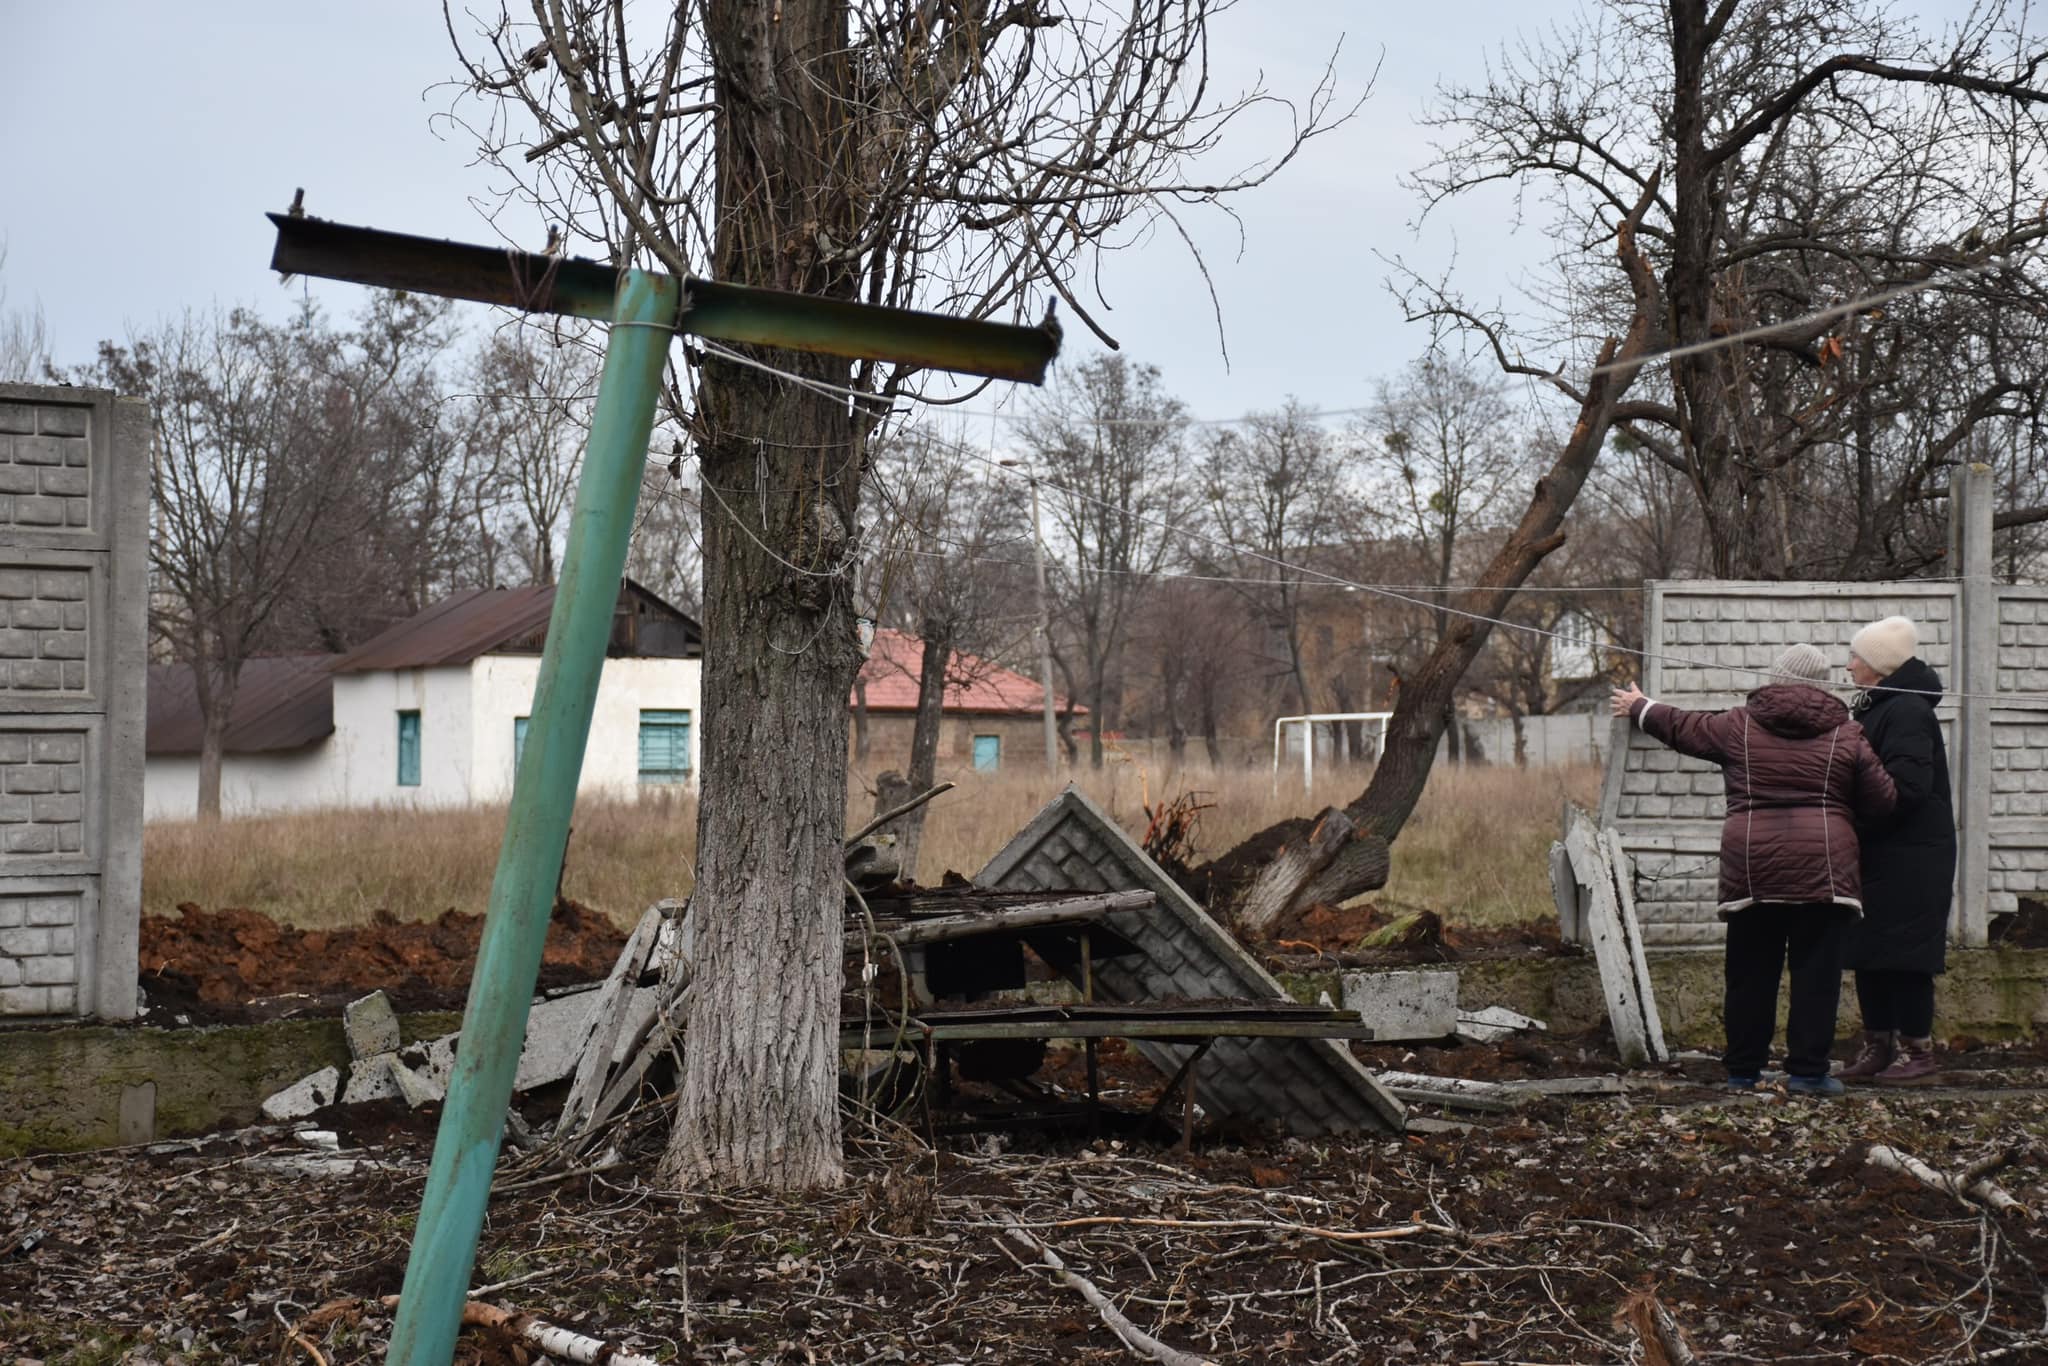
top-left (0, 385), bottom-right (146, 1020)
top-left (978, 786), bottom-right (1404, 1136)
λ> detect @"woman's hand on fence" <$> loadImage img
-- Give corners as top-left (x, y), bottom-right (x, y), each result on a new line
top-left (1611, 683), bottom-right (1645, 718)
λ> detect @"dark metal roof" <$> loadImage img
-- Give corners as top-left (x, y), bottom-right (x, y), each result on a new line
top-left (330, 579), bottom-right (701, 674)
top-left (147, 654), bottom-right (336, 756)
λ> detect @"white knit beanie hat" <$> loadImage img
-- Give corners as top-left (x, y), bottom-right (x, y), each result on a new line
top-left (1850, 615), bottom-right (1918, 678)
top-left (1769, 642), bottom-right (1831, 686)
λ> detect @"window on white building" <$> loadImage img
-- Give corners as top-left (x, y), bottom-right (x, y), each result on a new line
top-left (397, 710), bottom-right (422, 787)
top-left (638, 710), bottom-right (692, 785)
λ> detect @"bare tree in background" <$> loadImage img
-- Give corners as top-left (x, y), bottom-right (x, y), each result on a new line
top-left (85, 302), bottom-right (432, 819)
top-left (1025, 355), bottom-right (1198, 769)
top-left (442, 0), bottom-right (1354, 1189)
top-left (469, 330), bottom-right (602, 585)
top-left (1420, 0), bottom-right (2048, 579)
top-left (1360, 356), bottom-right (1519, 760)
top-left (1198, 400), bottom-right (1355, 716)
top-left (862, 430), bottom-right (1027, 876)
top-left (0, 245), bottom-right (49, 383)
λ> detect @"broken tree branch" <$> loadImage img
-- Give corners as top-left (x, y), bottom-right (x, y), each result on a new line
top-left (1866, 1144), bottom-right (2031, 1218)
top-left (1002, 1227), bottom-right (1219, 1366)
top-left (846, 781), bottom-right (957, 848)
top-left (379, 1296), bottom-right (659, 1365)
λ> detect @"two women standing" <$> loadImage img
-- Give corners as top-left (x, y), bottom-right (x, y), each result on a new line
top-left (1613, 614), bottom-right (1958, 1092)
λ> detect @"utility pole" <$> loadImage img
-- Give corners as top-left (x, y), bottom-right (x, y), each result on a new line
top-left (263, 206), bottom-right (1060, 1366)
top-left (1030, 474), bottom-right (1059, 771)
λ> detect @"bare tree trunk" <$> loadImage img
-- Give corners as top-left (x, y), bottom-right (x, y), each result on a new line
top-left (197, 703), bottom-right (230, 823)
top-left (897, 621), bottom-right (953, 881)
top-left (663, 0), bottom-right (861, 1192)
top-left (852, 679), bottom-right (871, 764)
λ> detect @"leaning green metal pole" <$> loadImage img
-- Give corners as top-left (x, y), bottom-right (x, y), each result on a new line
top-left (385, 269), bottom-right (679, 1366)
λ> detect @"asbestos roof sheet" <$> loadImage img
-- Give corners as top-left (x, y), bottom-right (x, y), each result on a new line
top-left (146, 654), bottom-right (337, 755)
top-left (977, 786), bottom-right (1405, 1137)
top-left (855, 628), bottom-right (1082, 716)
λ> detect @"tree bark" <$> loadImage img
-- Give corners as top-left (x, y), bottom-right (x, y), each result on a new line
top-left (663, 0), bottom-right (863, 1192)
top-left (1237, 807), bottom-right (1354, 938)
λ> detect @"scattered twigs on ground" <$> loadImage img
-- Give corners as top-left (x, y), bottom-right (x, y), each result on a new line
top-left (379, 1295), bottom-right (659, 1366)
top-left (1001, 1225), bottom-right (1219, 1366)
top-left (1867, 1143), bottom-right (2033, 1217)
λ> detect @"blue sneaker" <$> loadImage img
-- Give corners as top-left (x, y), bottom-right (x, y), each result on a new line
top-left (1785, 1074), bottom-right (1845, 1098)
top-left (1723, 1074), bottom-right (1760, 1091)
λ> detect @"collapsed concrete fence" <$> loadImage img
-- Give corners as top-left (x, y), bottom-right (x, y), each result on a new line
top-left (1603, 463), bottom-right (2026, 949)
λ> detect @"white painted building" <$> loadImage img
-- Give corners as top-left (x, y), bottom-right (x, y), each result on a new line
top-left (145, 581), bottom-right (702, 821)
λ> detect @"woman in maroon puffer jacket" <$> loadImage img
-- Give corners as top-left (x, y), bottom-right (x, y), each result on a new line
top-left (1612, 643), bottom-right (1895, 1096)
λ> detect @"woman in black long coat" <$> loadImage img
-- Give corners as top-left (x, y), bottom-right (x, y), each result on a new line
top-left (1839, 615), bottom-right (1957, 1084)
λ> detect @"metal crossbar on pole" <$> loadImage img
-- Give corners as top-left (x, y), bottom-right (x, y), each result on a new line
top-left (259, 203), bottom-right (1060, 1366)
top-left (1270, 712), bottom-right (1392, 794)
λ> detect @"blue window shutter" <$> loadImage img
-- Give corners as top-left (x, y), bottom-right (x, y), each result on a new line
top-left (397, 711), bottom-right (422, 787)
top-left (638, 710), bottom-right (692, 784)
top-left (973, 734), bottom-right (1001, 772)
top-left (514, 716), bottom-right (530, 769)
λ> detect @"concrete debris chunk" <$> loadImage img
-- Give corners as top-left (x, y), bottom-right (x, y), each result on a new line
top-left (1455, 1005), bottom-right (1548, 1043)
top-left (1339, 969), bottom-right (1459, 1041)
top-left (342, 990), bottom-right (401, 1060)
top-left (260, 1065), bottom-right (340, 1121)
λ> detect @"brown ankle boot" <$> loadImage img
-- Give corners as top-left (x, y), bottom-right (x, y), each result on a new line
top-left (1839, 1030), bottom-right (1897, 1081)
top-left (1875, 1037), bottom-right (1940, 1085)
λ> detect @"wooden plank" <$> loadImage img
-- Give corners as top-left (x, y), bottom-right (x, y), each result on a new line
top-left (557, 903), bottom-right (663, 1133)
top-left (1603, 829), bottom-right (1669, 1062)
top-left (1565, 818), bottom-right (1653, 1065)
top-left (882, 890), bottom-right (1152, 946)
top-left (838, 1019), bottom-right (1380, 1045)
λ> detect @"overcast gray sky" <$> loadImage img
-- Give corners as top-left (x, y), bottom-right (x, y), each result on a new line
top-left (0, 0), bottom-right (1994, 422)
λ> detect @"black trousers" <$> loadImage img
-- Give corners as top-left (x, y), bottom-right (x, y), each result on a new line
top-left (1855, 968), bottom-right (1936, 1038)
top-left (1723, 904), bottom-right (1852, 1079)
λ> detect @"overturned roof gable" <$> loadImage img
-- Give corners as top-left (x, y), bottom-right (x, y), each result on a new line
top-left (977, 785), bottom-right (1404, 1136)
top-left (332, 579), bottom-right (701, 674)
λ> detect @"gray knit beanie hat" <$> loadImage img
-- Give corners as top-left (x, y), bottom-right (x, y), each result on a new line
top-left (1769, 642), bottom-right (1832, 686)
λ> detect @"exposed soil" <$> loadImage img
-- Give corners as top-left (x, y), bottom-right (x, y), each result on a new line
top-left (1255, 898), bottom-right (1569, 970)
top-left (137, 900), bottom-right (629, 1024)
top-left (8, 1063), bottom-right (2048, 1364)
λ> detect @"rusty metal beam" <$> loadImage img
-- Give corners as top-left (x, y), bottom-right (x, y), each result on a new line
top-left (267, 212), bottom-right (1061, 383)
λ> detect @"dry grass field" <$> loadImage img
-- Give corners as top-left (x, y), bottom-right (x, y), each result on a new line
top-left (142, 761), bottom-right (1599, 931)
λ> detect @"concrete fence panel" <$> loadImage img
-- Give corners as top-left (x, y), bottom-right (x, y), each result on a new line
top-left (0, 385), bottom-right (147, 1019)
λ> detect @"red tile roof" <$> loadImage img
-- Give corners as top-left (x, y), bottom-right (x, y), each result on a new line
top-left (853, 628), bottom-right (1082, 716)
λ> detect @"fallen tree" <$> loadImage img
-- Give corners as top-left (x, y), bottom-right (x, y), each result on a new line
top-left (1201, 179), bottom-right (1665, 936)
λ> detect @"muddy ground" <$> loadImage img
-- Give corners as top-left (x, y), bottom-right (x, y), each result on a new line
top-left (137, 901), bottom-right (630, 1023)
top-left (6, 1042), bottom-right (2047, 1365)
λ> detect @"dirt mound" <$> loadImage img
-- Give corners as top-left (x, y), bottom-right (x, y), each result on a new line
top-left (138, 900), bottom-right (629, 1022)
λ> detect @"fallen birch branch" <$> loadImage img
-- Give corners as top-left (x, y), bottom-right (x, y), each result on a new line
top-left (380, 1296), bottom-right (658, 1366)
top-left (1866, 1144), bottom-right (2030, 1217)
top-left (1002, 1227), bottom-right (1218, 1366)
